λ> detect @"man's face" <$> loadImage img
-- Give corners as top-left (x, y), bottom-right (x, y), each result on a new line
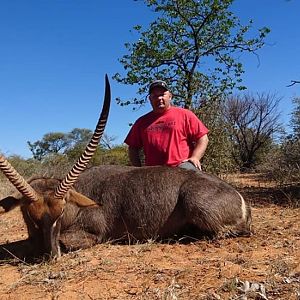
top-left (149, 87), bottom-right (172, 113)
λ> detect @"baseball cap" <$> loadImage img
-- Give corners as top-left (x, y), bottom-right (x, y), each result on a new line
top-left (148, 80), bottom-right (170, 94)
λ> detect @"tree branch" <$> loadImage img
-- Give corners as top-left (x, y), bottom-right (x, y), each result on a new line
top-left (287, 80), bottom-right (300, 87)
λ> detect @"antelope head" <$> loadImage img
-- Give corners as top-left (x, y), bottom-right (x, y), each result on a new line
top-left (0, 75), bottom-right (111, 258)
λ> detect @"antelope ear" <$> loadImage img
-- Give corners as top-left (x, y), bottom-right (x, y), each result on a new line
top-left (67, 190), bottom-right (98, 207)
top-left (0, 196), bottom-right (22, 212)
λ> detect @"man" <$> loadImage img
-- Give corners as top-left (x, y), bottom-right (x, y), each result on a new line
top-left (124, 80), bottom-right (209, 170)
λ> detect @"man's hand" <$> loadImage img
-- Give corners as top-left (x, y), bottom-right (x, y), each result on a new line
top-left (182, 157), bottom-right (202, 170)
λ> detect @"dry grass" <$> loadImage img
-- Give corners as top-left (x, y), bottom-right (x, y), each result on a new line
top-left (224, 172), bottom-right (277, 188)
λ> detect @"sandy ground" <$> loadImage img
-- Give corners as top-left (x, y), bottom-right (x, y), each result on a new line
top-left (0, 178), bottom-right (299, 300)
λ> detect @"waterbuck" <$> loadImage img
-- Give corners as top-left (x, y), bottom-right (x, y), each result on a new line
top-left (0, 77), bottom-right (251, 259)
top-left (70, 165), bottom-right (251, 248)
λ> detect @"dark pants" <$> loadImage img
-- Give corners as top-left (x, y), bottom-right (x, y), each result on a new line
top-left (177, 161), bottom-right (201, 172)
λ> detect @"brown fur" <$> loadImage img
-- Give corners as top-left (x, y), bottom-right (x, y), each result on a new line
top-left (0, 165), bottom-right (251, 259)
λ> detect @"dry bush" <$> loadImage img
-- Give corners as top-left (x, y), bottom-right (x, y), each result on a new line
top-left (0, 178), bottom-right (14, 199)
top-left (259, 140), bottom-right (300, 187)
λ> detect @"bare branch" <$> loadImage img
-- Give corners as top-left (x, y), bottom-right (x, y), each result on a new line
top-left (223, 92), bottom-right (282, 170)
top-left (287, 80), bottom-right (300, 87)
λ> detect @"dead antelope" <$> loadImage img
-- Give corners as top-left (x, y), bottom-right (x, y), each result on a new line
top-left (1, 164), bottom-right (251, 259)
top-left (0, 77), bottom-right (251, 259)
top-left (70, 165), bottom-right (251, 247)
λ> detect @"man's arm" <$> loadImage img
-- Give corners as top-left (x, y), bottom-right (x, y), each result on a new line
top-left (128, 146), bottom-right (142, 167)
top-left (186, 134), bottom-right (209, 169)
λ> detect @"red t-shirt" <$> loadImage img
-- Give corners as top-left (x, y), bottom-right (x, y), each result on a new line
top-left (124, 107), bottom-right (209, 166)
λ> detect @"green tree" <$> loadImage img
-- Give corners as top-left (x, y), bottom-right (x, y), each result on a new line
top-left (114, 0), bottom-right (270, 109)
top-left (28, 132), bottom-right (69, 161)
top-left (28, 128), bottom-right (95, 161)
top-left (27, 128), bottom-right (127, 167)
top-left (194, 100), bottom-right (235, 174)
top-left (67, 128), bottom-right (93, 148)
top-left (63, 128), bottom-right (93, 162)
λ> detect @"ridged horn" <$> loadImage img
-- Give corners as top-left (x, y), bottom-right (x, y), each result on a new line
top-left (54, 74), bottom-right (111, 199)
top-left (0, 154), bottom-right (39, 202)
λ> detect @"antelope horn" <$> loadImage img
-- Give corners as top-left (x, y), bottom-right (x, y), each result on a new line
top-left (54, 74), bottom-right (111, 199)
top-left (0, 154), bottom-right (39, 202)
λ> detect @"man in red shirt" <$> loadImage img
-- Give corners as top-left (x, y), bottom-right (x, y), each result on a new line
top-left (124, 80), bottom-right (209, 170)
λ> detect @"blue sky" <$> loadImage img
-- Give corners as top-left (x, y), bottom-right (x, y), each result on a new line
top-left (1, 0), bottom-right (299, 158)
